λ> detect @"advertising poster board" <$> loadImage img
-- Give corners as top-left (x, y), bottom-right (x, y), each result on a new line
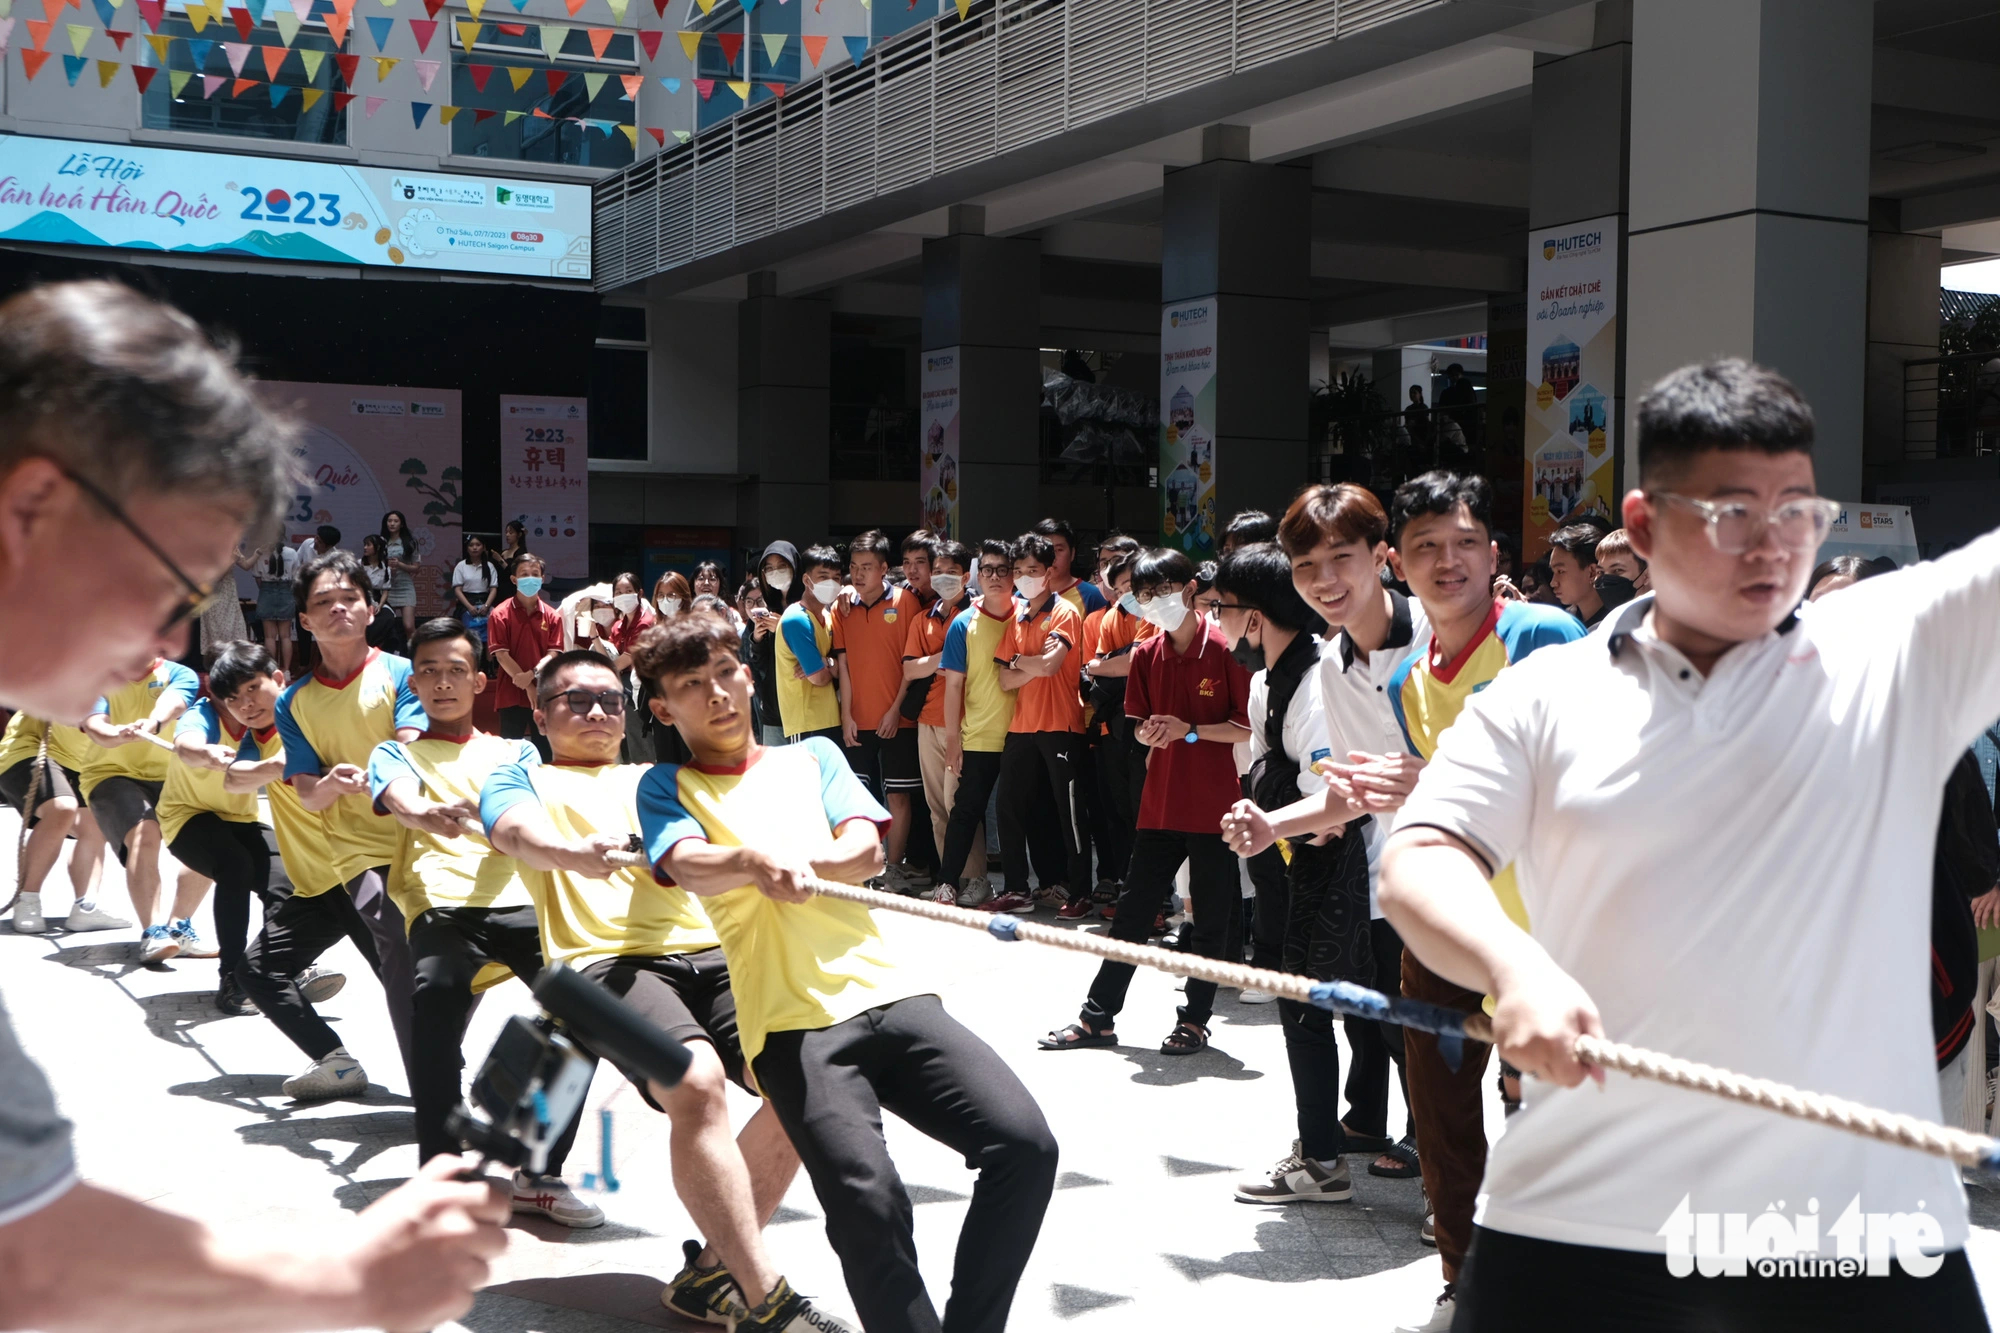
top-left (501, 396), bottom-right (590, 579)
top-left (919, 349), bottom-right (961, 539)
top-left (1819, 503), bottom-right (1920, 570)
top-left (256, 381), bottom-right (462, 618)
top-left (1159, 300), bottom-right (1218, 555)
top-left (1524, 215), bottom-right (1621, 557)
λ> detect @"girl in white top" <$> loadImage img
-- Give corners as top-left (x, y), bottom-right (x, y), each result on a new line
top-left (451, 535), bottom-right (502, 630)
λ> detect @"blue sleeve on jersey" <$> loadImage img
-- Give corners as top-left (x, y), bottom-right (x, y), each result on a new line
top-left (636, 764), bottom-right (707, 884)
top-left (1496, 602), bottom-right (1589, 663)
top-left (367, 740), bottom-right (416, 813)
top-left (514, 739), bottom-right (542, 770)
top-left (803, 736), bottom-right (890, 831)
top-left (1076, 580), bottom-right (1107, 614)
top-left (88, 697), bottom-right (109, 718)
top-left (275, 680), bottom-right (323, 780)
top-left (1386, 656), bottom-right (1419, 755)
top-left (160, 661), bottom-right (200, 710)
top-left (478, 761), bottom-right (541, 835)
top-left (939, 613), bottom-right (970, 674)
top-left (780, 605), bottom-right (826, 675)
top-left (173, 700), bottom-right (220, 743)
top-left (384, 656), bottom-right (428, 733)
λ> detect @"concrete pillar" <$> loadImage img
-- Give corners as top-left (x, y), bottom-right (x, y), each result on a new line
top-left (1864, 202), bottom-right (1942, 476)
top-left (922, 205), bottom-right (1042, 543)
top-left (1626, 0), bottom-right (1872, 500)
top-left (737, 271), bottom-right (831, 551)
top-left (1159, 125), bottom-right (1310, 551)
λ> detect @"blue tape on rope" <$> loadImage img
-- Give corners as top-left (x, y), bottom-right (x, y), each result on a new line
top-left (987, 913), bottom-right (1021, 941)
top-left (1308, 980), bottom-right (1479, 1069)
top-left (1979, 1144), bottom-right (2000, 1176)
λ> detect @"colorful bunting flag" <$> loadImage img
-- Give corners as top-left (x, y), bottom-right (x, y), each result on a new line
top-left (465, 60), bottom-right (490, 89)
top-left (725, 78), bottom-right (746, 100)
top-left (329, 88), bottom-right (353, 108)
top-left (85, 0), bottom-right (108, 23)
top-left (332, 50), bottom-right (357, 81)
top-left (36, 0), bottom-right (57, 22)
top-left (740, 0), bottom-right (755, 10)
top-left (439, 102), bottom-right (460, 121)
top-left (299, 85), bottom-right (322, 108)
top-left (322, 7), bottom-right (345, 43)
top-left (505, 63), bottom-right (529, 89)
top-left (271, 6), bottom-right (294, 41)
top-left (693, 0), bottom-right (711, 10)
top-left (618, 123), bottom-right (636, 146)
top-left (298, 46), bottom-right (322, 78)
top-left (287, 0), bottom-right (309, 19)
top-left (422, 0), bottom-right (444, 16)
top-left (801, 32), bottom-right (825, 64)
top-left (373, 53), bottom-right (397, 79)
top-left (0, 17), bottom-right (13, 47)
top-left (260, 42), bottom-right (284, 76)
top-left (463, 0), bottom-right (482, 16)
top-left (542, 66), bottom-right (563, 92)
top-left (131, 61), bottom-right (154, 88)
top-left (412, 55), bottom-right (436, 88)
top-left (618, 71), bottom-right (640, 98)
top-left (635, 27), bottom-right (658, 59)
top-left (762, 79), bottom-right (783, 97)
top-left (221, 39), bottom-right (248, 74)
top-left (453, 17), bottom-right (477, 46)
top-left (267, 80), bottom-right (289, 103)
top-left (94, 55), bottom-right (116, 83)
top-left (364, 14), bottom-right (390, 48)
top-left (651, 0), bottom-right (666, 16)
top-left (603, 0), bottom-right (625, 20)
top-left (200, 71), bottom-right (223, 94)
top-left (184, 2), bottom-right (204, 29)
top-left (62, 20), bottom-right (85, 52)
top-left (762, 31), bottom-right (783, 62)
top-left (537, 21), bottom-right (563, 57)
top-left (560, 0), bottom-right (581, 12)
top-left (411, 99), bottom-right (429, 125)
top-left (529, 105), bottom-right (549, 117)
top-left (673, 128), bottom-right (689, 142)
top-left (409, 17), bottom-right (434, 49)
top-left (502, 108), bottom-right (522, 123)
top-left (841, 34), bottom-right (865, 66)
top-left (23, 15), bottom-right (46, 44)
top-left (952, 0), bottom-right (967, 16)
top-left (19, 46), bottom-right (49, 75)
top-left (505, 0), bottom-right (524, 12)
top-left (472, 106), bottom-right (493, 121)
top-left (674, 28), bottom-right (695, 58)
top-left (100, 24), bottom-right (129, 51)
top-left (134, 0), bottom-right (159, 28)
top-left (226, 4), bottom-right (248, 38)
top-left (496, 20), bottom-right (522, 32)
top-left (230, 75), bottom-right (254, 95)
top-left (584, 24), bottom-right (609, 56)
top-left (58, 49), bottom-right (81, 79)
top-left (166, 66), bottom-right (188, 93)
top-left (364, 92), bottom-right (384, 114)
top-left (142, 30), bottom-right (166, 58)
top-left (644, 125), bottom-right (663, 144)
top-left (714, 29), bottom-right (739, 64)
top-left (693, 74), bottom-right (711, 98)
top-left (582, 68), bottom-right (603, 97)
top-left (185, 35), bottom-right (210, 64)
top-left (656, 74), bottom-right (677, 91)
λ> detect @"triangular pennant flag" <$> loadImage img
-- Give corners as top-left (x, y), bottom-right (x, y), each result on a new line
top-left (617, 71), bottom-right (639, 98)
top-left (842, 34), bottom-right (865, 65)
top-left (618, 123), bottom-right (636, 146)
top-left (584, 24), bottom-right (608, 56)
top-left (267, 80), bottom-right (289, 104)
top-left (184, 3), bottom-right (205, 29)
top-left (693, 75), bottom-right (711, 98)
top-left (651, 0), bottom-right (666, 16)
top-left (94, 56), bottom-right (116, 84)
top-left (603, 0), bottom-right (625, 20)
top-left (329, 0), bottom-right (351, 16)
top-left (331, 50), bottom-right (356, 81)
top-left (408, 16), bottom-right (433, 49)
top-left (693, 0), bottom-right (711, 10)
top-left (674, 28), bottom-right (694, 58)
top-left (725, 78), bottom-right (747, 100)
top-left (740, 0), bottom-right (755, 10)
top-left (245, 0), bottom-right (267, 23)
top-left (372, 53), bottom-right (396, 78)
top-left (258, 42), bottom-right (283, 76)
top-left (439, 102), bottom-right (459, 121)
top-left (23, 16), bottom-right (47, 45)
top-left (364, 13), bottom-right (390, 47)
top-left (412, 55), bottom-right (435, 88)
top-left (504, 62), bottom-right (529, 89)
top-left (166, 65), bottom-right (189, 93)
top-left (422, 0), bottom-right (444, 15)
top-left (453, 17), bottom-right (476, 46)
top-left (529, 105), bottom-right (548, 117)
top-left (644, 125), bottom-right (663, 145)
top-left (496, 20), bottom-right (522, 32)
top-left (230, 75), bottom-right (255, 95)
top-left (656, 75), bottom-right (677, 91)
top-left (271, 6), bottom-right (294, 40)
top-left (299, 85), bottom-right (321, 108)
top-left (801, 32), bottom-right (825, 65)
top-left (1, 17), bottom-right (22, 50)
top-left (221, 40), bottom-right (249, 74)
top-left (472, 106), bottom-right (493, 121)
top-left (411, 99), bottom-right (429, 126)
top-left (142, 30), bottom-right (166, 58)
top-left (287, 0), bottom-right (309, 18)
top-left (583, 68), bottom-right (604, 97)
top-left (87, 0), bottom-right (110, 23)
top-left (560, 0), bottom-right (581, 13)
top-left (322, 7), bottom-right (346, 43)
top-left (62, 21), bottom-right (84, 52)
top-left (763, 79), bottom-right (783, 97)
top-left (673, 128), bottom-right (689, 142)
top-left (464, 0), bottom-right (483, 15)
top-left (19, 46), bottom-right (48, 75)
top-left (364, 92), bottom-right (383, 114)
top-left (506, 0), bottom-right (524, 12)
top-left (186, 35), bottom-right (211, 64)
top-left (502, 107), bottom-right (522, 123)
top-left (762, 31), bottom-right (783, 63)
top-left (536, 21), bottom-right (562, 57)
top-left (635, 27), bottom-right (658, 58)
top-left (131, 61), bottom-right (155, 89)
top-left (227, 4), bottom-right (249, 37)
top-left (465, 61), bottom-right (490, 89)
top-left (201, 71), bottom-right (224, 94)
top-left (38, 0), bottom-right (60, 22)
top-left (298, 46), bottom-right (321, 77)
top-left (713, 29), bottom-right (738, 64)
top-left (329, 88), bottom-right (353, 108)
top-left (57, 48), bottom-right (81, 79)
top-left (542, 66), bottom-right (563, 92)
top-left (134, 0), bottom-right (159, 26)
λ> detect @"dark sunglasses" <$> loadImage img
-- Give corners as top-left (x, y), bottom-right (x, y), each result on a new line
top-left (541, 688), bottom-right (626, 717)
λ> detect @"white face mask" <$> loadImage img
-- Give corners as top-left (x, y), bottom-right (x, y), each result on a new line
top-left (1141, 593), bottom-right (1189, 633)
top-left (1015, 575), bottom-right (1046, 600)
top-left (810, 579), bottom-right (840, 606)
top-left (765, 568), bottom-right (793, 593)
top-left (656, 597), bottom-right (683, 618)
top-left (930, 573), bottom-right (965, 602)
top-left (592, 607), bottom-right (616, 626)
top-left (612, 593), bottom-right (639, 615)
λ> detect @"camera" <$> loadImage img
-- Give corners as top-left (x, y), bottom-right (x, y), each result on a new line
top-left (447, 963), bottom-right (692, 1175)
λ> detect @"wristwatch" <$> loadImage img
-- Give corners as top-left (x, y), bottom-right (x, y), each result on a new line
top-left (1183, 727), bottom-right (1199, 744)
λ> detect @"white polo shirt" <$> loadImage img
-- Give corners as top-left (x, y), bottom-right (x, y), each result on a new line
top-left (1395, 528), bottom-right (2000, 1254)
top-left (1317, 588), bottom-right (1428, 912)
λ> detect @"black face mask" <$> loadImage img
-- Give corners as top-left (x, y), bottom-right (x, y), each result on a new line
top-left (1594, 574), bottom-right (1638, 609)
top-left (1231, 634), bottom-right (1263, 674)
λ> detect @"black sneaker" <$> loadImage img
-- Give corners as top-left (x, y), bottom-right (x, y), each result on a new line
top-left (214, 974), bottom-right (252, 1016)
top-left (738, 1277), bottom-right (857, 1332)
top-left (661, 1239), bottom-right (746, 1325)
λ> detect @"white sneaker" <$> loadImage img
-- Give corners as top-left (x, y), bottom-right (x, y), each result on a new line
top-left (512, 1172), bottom-right (606, 1228)
top-left (62, 900), bottom-right (132, 932)
top-left (297, 964), bottom-right (347, 1005)
top-left (282, 1046), bottom-right (368, 1101)
top-left (1234, 1151), bottom-right (1352, 1204)
top-left (1238, 987), bottom-right (1276, 1004)
top-left (955, 876), bottom-right (992, 909)
top-left (1397, 1284), bottom-right (1455, 1333)
top-left (168, 918), bottom-right (219, 959)
top-left (139, 924), bottom-right (180, 963)
top-left (11, 893), bottom-right (43, 934)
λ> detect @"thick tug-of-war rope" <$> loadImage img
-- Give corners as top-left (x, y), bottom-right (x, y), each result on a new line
top-left (430, 811), bottom-right (1997, 1173)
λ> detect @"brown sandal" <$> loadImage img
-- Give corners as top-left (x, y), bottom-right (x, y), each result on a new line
top-left (1159, 1021), bottom-right (1209, 1055)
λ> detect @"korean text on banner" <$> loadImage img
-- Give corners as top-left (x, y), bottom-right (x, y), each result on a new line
top-left (1523, 214), bottom-right (1620, 559)
top-left (258, 381), bottom-right (463, 618)
top-left (919, 349), bottom-right (960, 540)
top-left (1160, 300), bottom-right (1217, 556)
top-left (501, 395), bottom-right (589, 579)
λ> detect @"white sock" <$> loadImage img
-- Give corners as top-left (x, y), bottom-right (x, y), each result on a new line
top-left (70, 898), bottom-right (93, 913)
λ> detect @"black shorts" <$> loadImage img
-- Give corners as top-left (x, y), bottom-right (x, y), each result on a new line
top-left (0, 757), bottom-right (76, 827)
top-left (846, 726), bottom-right (921, 793)
top-left (580, 947), bottom-right (747, 1103)
top-left (89, 776), bottom-right (162, 861)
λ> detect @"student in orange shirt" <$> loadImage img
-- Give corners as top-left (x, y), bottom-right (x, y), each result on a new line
top-left (990, 532), bottom-right (1089, 916)
top-left (902, 539), bottom-right (980, 895)
top-left (1079, 549), bottom-right (1148, 916)
top-left (831, 530), bottom-right (926, 892)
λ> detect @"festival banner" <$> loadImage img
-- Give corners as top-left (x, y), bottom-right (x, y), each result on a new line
top-left (257, 380), bottom-right (463, 618)
top-left (500, 395), bottom-right (589, 579)
top-left (1819, 503), bottom-right (1920, 569)
top-left (918, 347), bottom-right (959, 539)
top-left (0, 133), bottom-right (591, 280)
top-left (1159, 299), bottom-right (1217, 555)
top-left (1523, 214), bottom-right (1620, 558)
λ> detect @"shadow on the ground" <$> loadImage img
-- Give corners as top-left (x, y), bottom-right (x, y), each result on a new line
top-left (1163, 1210), bottom-right (1409, 1283)
top-left (168, 1072), bottom-right (411, 1119)
top-left (131, 990), bottom-right (243, 1049)
top-left (1117, 1042), bottom-right (1264, 1087)
top-left (1050, 1282), bottom-right (1134, 1320)
top-left (481, 1272), bottom-right (701, 1331)
top-left (236, 1108), bottom-right (417, 1177)
top-left (41, 940), bottom-right (159, 982)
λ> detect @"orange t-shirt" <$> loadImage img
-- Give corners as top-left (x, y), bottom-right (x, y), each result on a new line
top-left (1094, 606), bottom-right (1156, 660)
top-left (902, 595), bottom-right (964, 729)
top-left (1000, 595), bottom-right (1084, 734)
top-left (830, 584), bottom-right (918, 731)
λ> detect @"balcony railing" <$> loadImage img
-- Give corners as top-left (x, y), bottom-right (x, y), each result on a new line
top-left (1904, 351), bottom-right (2000, 461)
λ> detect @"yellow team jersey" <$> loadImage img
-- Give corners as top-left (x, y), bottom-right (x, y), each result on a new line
top-left (276, 650), bottom-right (426, 882)
top-left (79, 660), bottom-right (201, 798)
top-left (479, 760), bottom-right (719, 968)
top-left (774, 602), bottom-right (841, 737)
top-left (157, 700), bottom-right (259, 845)
top-left (636, 737), bottom-right (918, 1067)
top-left (369, 732), bottom-right (539, 922)
top-left (0, 714), bottom-right (91, 775)
top-left (239, 726), bottom-right (343, 898)
top-left (938, 602), bottom-right (1016, 752)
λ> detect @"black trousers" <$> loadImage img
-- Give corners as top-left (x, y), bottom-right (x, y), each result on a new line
top-left (169, 817), bottom-right (292, 980)
top-left (1454, 1226), bottom-right (1989, 1333)
top-left (346, 867), bottom-right (418, 1079)
top-left (754, 995), bottom-right (1058, 1333)
top-left (1089, 724), bottom-right (1140, 883)
top-left (996, 732), bottom-right (1086, 900)
top-left (1244, 843), bottom-right (1288, 974)
top-left (238, 888), bottom-right (381, 1062)
top-left (1274, 832), bottom-right (1374, 1161)
top-left (409, 904), bottom-right (581, 1170)
top-left (1342, 915), bottom-right (1412, 1143)
top-left (938, 750), bottom-right (1003, 891)
top-left (1081, 829), bottom-right (1239, 1031)
top-left (498, 705), bottom-right (551, 761)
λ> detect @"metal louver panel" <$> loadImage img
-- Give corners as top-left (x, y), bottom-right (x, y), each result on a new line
top-left (824, 62), bottom-right (879, 211)
top-left (692, 138), bottom-right (734, 257)
top-left (1066, 0), bottom-right (1144, 125)
top-left (1235, 0), bottom-right (1338, 71)
top-left (732, 108), bottom-right (781, 243)
top-left (995, 0), bottom-right (1065, 151)
top-left (1143, 0), bottom-right (1232, 99)
top-left (776, 91), bottom-right (828, 228)
top-left (657, 151), bottom-right (695, 270)
top-left (874, 36), bottom-right (935, 192)
top-left (933, 11), bottom-right (998, 173)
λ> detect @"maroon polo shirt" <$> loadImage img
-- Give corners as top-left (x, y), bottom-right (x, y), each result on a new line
top-left (1125, 618), bottom-right (1251, 833)
top-left (486, 594), bottom-right (564, 711)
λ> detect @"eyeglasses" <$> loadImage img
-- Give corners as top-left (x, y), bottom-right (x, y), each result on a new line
top-left (542, 688), bottom-right (626, 717)
top-left (1212, 601), bottom-right (1250, 613)
top-left (59, 462), bottom-right (224, 634)
top-left (1131, 583), bottom-right (1184, 608)
top-left (1650, 492), bottom-right (1840, 555)
top-left (977, 564), bottom-right (1011, 578)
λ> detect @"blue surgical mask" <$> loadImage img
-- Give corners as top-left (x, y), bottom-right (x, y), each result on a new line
top-left (516, 576), bottom-right (543, 597)
top-left (1118, 591), bottom-right (1139, 617)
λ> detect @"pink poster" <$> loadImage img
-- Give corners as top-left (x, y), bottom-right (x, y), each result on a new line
top-left (256, 380), bottom-right (464, 617)
top-left (500, 395), bottom-right (590, 579)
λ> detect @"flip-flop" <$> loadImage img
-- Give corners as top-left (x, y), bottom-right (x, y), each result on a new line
top-left (1369, 1140), bottom-right (1421, 1179)
top-left (1339, 1122), bottom-right (1396, 1156)
top-left (1038, 1022), bottom-right (1115, 1050)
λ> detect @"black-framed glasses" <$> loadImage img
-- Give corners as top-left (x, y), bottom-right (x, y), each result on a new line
top-left (977, 564), bottom-right (1011, 578)
top-left (59, 462), bottom-right (224, 633)
top-left (1651, 492), bottom-right (1840, 555)
top-left (542, 688), bottom-right (626, 717)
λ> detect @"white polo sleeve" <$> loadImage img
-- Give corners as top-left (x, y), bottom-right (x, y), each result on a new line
top-left (1392, 661), bottom-right (1540, 876)
top-left (1894, 525), bottom-right (2000, 751)
top-left (1285, 670), bottom-right (1331, 798)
